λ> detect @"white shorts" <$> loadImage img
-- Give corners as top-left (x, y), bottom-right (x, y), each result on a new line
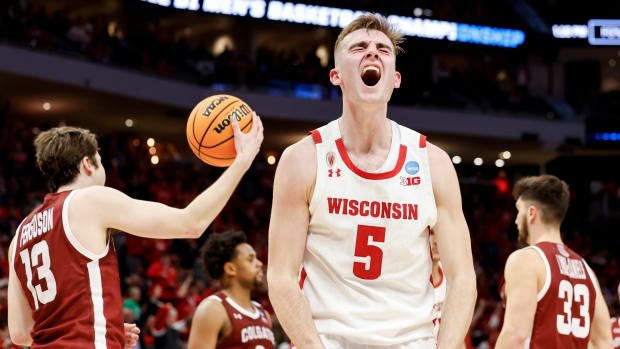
top-left (318, 335), bottom-right (437, 349)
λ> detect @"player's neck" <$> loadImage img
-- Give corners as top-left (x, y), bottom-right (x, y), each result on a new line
top-left (222, 284), bottom-right (254, 312)
top-left (339, 101), bottom-right (391, 154)
top-left (56, 175), bottom-right (97, 193)
top-left (529, 225), bottom-right (563, 245)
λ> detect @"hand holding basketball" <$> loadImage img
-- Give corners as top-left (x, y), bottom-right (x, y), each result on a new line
top-left (231, 111), bottom-right (264, 169)
top-left (186, 95), bottom-right (262, 167)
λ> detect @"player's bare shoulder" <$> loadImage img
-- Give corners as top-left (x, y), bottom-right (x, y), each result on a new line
top-left (426, 142), bottom-right (453, 174)
top-left (504, 247), bottom-right (545, 279)
top-left (275, 135), bottom-right (317, 202)
top-left (426, 142), bottom-right (459, 200)
top-left (194, 294), bottom-right (228, 325)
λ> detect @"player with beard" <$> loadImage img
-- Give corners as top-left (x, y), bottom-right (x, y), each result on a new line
top-left (268, 14), bottom-right (476, 349)
top-left (496, 175), bottom-right (613, 349)
top-left (188, 230), bottom-right (274, 349)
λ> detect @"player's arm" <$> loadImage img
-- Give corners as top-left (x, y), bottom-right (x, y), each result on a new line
top-left (587, 267), bottom-right (613, 349)
top-left (7, 237), bottom-right (35, 346)
top-left (267, 137), bottom-right (324, 349)
top-left (428, 144), bottom-right (477, 349)
top-left (74, 114), bottom-right (263, 239)
top-left (495, 248), bottom-right (541, 349)
top-left (187, 298), bottom-right (227, 349)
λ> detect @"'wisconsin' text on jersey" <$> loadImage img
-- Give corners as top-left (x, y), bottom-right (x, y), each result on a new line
top-left (327, 197), bottom-right (418, 220)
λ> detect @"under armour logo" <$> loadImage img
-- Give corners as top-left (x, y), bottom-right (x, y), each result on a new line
top-left (328, 169), bottom-right (341, 177)
top-left (233, 313), bottom-right (242, 320)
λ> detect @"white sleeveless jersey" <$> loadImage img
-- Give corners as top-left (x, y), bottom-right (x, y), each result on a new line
top-left (302, 119), bottom-right (438, 345)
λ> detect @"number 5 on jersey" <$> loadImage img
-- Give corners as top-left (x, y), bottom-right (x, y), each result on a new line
top-left (19, 240), bottom-right (57, 309)
top-left (353, 225), bottom-right (385, 280)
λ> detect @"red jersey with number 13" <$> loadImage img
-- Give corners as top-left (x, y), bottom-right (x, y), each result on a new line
top-left (527, 242), bottom-right (597, 349)
top-left (12, 190), bottom-right (124, 348)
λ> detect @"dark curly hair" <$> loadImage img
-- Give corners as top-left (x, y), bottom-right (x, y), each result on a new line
top-left (201, 230), bottom-right (247, 280)
top-left (513, 175), bottom-right (570, 226)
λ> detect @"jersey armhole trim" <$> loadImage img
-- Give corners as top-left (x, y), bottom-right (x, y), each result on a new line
top-left (309, 130), bottom-right (322, 144)
top-left (62, 190), bottom-right (110, 261)
top-left (529, 246), bottom-right (551, 301)
top-left (433, 263), bottom-right (444, 289)
top-left (206, 295), bottom-right (222, 302)
top-left (419, 134), bottom-right (427, 148)
top-left (11, 220), bottom-right (25, 267)
top-left (583, 261), bottom-right (600, 295)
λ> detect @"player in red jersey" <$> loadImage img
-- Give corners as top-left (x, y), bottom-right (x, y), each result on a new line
top-left (8, 119), bottom-right (263, 348)
top-left (496, 175), bottom-right (613, 349)
top-left (188, 230), bottom-right (274, 349)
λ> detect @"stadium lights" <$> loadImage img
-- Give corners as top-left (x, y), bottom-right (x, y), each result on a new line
top-left (554, 20), bottom-right (620, 46)
top-left (474, 157), bottom-right (483, 166)
top-left (495, 159), bottom-right (505, 168)
top-left (143, 0), bottom-right (526, 48)
top-left (125, 119), bottom-right (134, 127)
top-left (452, 155), bottom-right (462, 164)
top-left (147, 138), bottom-right (155, 147)
top-left (151, 155), bottom-right (159, 165)
top-left (501, 151), bottom-right (511, 159)
top-left (42, 102), bottom-right (51, 111)
top-left (593, 132), bottom-right (620, 141)
top-left (267, 155), bottom-right (276, 165)
top-left (149, 147), bottom-right (157, 155)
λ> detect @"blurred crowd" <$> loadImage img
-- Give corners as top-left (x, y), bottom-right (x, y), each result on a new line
top-left (0, 0), bottom-right (598, 119)
top-left (0, 110), bottom-right (618, 348)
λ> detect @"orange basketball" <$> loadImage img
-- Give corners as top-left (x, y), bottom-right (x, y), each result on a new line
top-left (186, 95), bottom-right (253, 167)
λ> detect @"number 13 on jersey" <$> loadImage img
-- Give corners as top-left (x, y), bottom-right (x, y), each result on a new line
top-left (353, 225), bottom-right (386, 280)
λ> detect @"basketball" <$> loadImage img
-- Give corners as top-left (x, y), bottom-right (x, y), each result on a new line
top-left (186, 94), bottom-right (254, 167)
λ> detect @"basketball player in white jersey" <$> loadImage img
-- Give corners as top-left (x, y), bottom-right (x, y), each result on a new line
top-left (267, 14), bottom-right (476, 349)
top-left (8, 115), bottom-right (263, 347)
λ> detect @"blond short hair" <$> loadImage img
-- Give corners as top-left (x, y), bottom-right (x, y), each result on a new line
top-left (334, 14), bottom-right (404, 56)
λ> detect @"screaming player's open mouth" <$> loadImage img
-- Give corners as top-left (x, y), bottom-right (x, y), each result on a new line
top-left (361, 65), bottom-right (381, 86)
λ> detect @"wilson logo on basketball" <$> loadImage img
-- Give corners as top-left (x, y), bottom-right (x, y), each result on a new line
top-left (201, 95), bottom-right (229, 118)
top-left (213, 105), bottom-right (252, 134)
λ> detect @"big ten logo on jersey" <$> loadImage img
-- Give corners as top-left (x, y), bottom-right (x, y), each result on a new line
top-left (400, 176), bottom-right (420, 186)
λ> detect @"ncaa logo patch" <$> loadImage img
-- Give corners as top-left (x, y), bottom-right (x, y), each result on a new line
top-left (405, 161), bottom-right (419, 175)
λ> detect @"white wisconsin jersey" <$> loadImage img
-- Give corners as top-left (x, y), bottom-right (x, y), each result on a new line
top-left (302, 119), bottom-right (438, 345)
top-left (432, 262), bottom-right (446, 338)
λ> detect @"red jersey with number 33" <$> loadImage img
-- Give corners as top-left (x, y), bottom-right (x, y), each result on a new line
top-left (527, 242), bottom-right (597, 349)
top-left (12, 190), bottom-right (124, 348)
